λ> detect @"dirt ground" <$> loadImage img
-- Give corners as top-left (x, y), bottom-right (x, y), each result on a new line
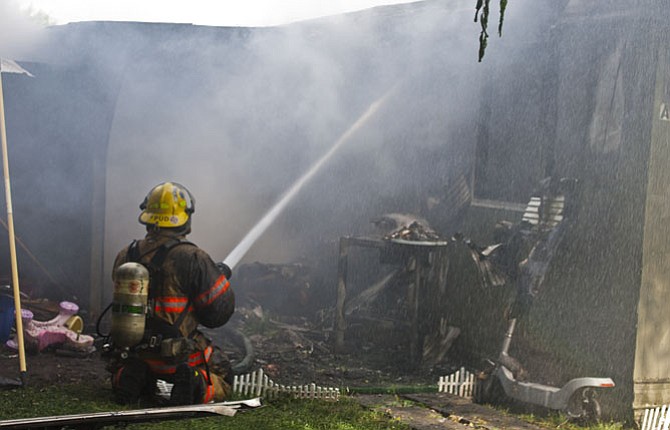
top-left (0, 303), bottom-right (579, 430)
top-left (0, 348), bottom-right (107, 388)
top-left (0, 303), bottom-right (450, 393)
top-left (357, 393), bottom-right (551, 430)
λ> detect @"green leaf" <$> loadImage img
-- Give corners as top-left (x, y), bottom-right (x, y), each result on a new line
top-left (498, 0), bottom-right (508, 36)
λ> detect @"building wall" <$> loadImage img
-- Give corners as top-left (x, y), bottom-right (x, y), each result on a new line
top-left (454, 2), bottom-right (660, 419)
top-left (550, 4), bottom-right (660, 417)
top-left (634, 44), bottom-right (670, 413)
top-left (1, 62), bottom-right (118, 307)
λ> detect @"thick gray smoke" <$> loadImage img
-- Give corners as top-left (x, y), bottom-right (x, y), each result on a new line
top-left (99, 1), bottom-right (490, 267)
top-left (4, 0), bottom-right (546, 304)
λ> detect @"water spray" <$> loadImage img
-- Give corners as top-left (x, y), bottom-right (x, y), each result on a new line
top-left (223, 85), bottom-right (398, 269)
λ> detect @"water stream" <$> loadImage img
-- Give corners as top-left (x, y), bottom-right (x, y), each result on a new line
top-left (223, 85), bottom-right (397, 269)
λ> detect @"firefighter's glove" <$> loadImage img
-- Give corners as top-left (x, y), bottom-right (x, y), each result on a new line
top-left (216, 262), bottom-right (232, 280)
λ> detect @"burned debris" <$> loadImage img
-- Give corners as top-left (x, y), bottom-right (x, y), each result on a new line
top-left (334, 214), bottom-right (456, 370)
top-left (206, 213), bottom-right (461, 386)
top-left (234, 261), bottom-right (315, 318)
top-left (457, 177), bottom-right (578, 307)
top-left (0, 175), bottom-right (609, 422)
top-left (384, 220), bottom-right (442, 242)
top-left (451, 177), bottom-right (613, 420)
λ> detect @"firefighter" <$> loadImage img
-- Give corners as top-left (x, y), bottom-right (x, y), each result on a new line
top-left (107, 181), bottom-right (235, 406)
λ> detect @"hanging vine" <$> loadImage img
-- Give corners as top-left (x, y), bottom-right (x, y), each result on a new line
top-left (475, 0), bottom-right (508, 62)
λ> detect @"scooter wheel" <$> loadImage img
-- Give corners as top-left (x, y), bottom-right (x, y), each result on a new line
top-left (566, 388), bottom-right (602, 423)
top-left (474, 372), bottom-right (505, 405)
top-left (584, 397), bottom-right (602, 422)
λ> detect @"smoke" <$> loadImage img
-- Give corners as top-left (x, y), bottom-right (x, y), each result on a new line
top-left (99, 1), bottom-right (488, 270)
top-left (0, 1), bottom-right (47, 59)
top-left (0, 0), bottom-right (549, 304)
top-left (223, 85), bottom-right (399, 269)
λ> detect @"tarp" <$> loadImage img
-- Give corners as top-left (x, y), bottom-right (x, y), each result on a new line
top-left (0, 59), bottom-right (33, 77)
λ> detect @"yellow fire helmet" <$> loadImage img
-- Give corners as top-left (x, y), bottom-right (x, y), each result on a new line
top-left (138, 182), bottom-right (195, 228)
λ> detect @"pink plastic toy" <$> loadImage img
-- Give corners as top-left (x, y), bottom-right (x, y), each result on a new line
top-left (7, 301), bottom-right (94, 352)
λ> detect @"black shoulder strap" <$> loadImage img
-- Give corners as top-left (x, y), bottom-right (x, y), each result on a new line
top-left (148, 239), bottom-right (195, 269)
top-left (127, 240), bottom-right (140, 263)
top-left (123, 239), bottom-right (195, 298)
top-left (148, 240), bottom-right (193, 294)
top-left (129, 239), bottom-right (198, 340)
top-left (125, 239), bottom-right (194, 266)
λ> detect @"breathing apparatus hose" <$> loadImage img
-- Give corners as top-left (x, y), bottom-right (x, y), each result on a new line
top-left (95, 302), bottom-right (113, 338)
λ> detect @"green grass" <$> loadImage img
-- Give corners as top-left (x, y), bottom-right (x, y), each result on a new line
top-left (0, 384), bottom-right (410, 429)
top-left (0, 383), bottom-right (119, 417)
top-left (0, 383), bottom-right (633, 429)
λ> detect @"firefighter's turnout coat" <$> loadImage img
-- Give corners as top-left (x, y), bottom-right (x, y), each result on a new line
top-left (112, 230), bottom-right (235, 402)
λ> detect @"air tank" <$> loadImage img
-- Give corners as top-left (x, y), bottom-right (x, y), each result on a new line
top-left (110, 262), bottom-right (149, 348)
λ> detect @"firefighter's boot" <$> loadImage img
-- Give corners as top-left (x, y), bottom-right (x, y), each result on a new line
top-left (170, 364), bottom-right (206, 405)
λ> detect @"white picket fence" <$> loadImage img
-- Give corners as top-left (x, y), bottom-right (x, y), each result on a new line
top-left (437, 367), bottom-right (477, 398)
top-left (233, 368), bottom-right (340, 400)
top-left (640, 405), bottom-right (670, 430)
top-left (232, 367), bottom-right (476, 401)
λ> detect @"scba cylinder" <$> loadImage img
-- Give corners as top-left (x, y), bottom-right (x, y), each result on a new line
top-left (111, 262), bottom-right (149, 348)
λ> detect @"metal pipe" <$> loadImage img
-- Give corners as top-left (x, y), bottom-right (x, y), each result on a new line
top-left (500, 318), bottom-right (517, 357)
top-left (335, 237), bottom-right (349, 349)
